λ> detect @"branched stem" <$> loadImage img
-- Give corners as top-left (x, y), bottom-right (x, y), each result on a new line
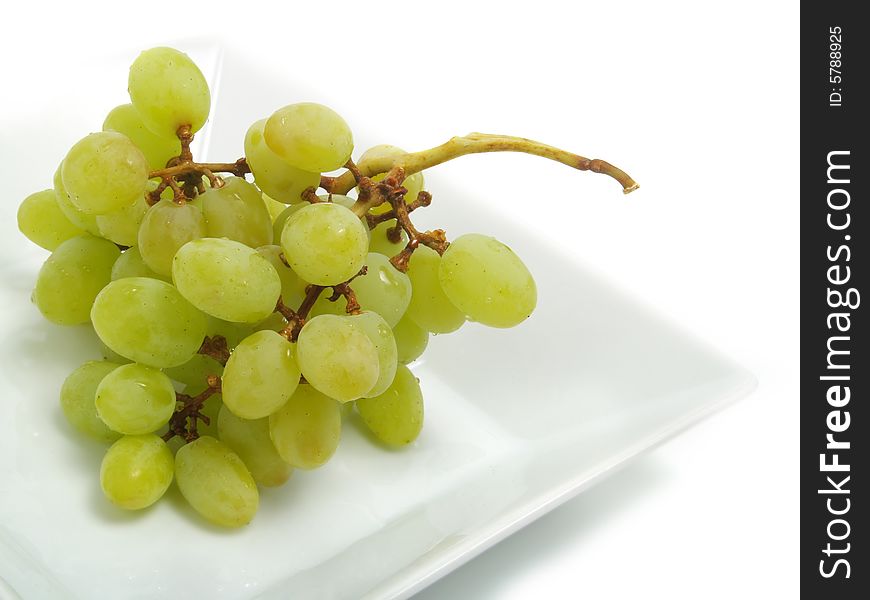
top-left (163, 375), bottom-right (221, 443)
top-left (329, 132), bottom-right (639, 196)
top-left (198, 335), bottom-right (231, 366)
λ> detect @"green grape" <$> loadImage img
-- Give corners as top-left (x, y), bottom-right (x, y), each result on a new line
top-left (356, 364), bottom-right (423, 447)
top-left (405, 245), bottom-right (465, 334)
top-left (319, 194), bottom-right (371, 242)
top-left (350, 311), bottom-right (397, 398)
top-left (100, 434), bottom-right (174, 510)
top-left (296, 314), bottom-right (379, 402)
top-left (164, 354), bottom-right (223, 392)
top-left (60, 361), bottom-right (123, 443)
top-left (62, 131), bottom-right (148, 215)
top-left (17, 189), bottom-right (85, 251)
top-left (201, 177), bottom-right (272, 248)
top-left (218, 406), bottom-right (293, 487)
top-left (280, 202), bottom-right (368, 285)
top-left (175, 436), bottom-right (259, 528)
top-left (100, 341), bottom-right (132, 365)
top-left (222, 330), bottom-right (299, 419)
top-left (264, 102), bottom-right (353, 172)
top-left (111, 247), bottom-right (170, 282)
top-left (256, 245), bottom-right (309, 308)
top-left (96, 193), bottom-right (148, 246)
top-left (393, 315), bottom-right (429, 364)
top-left (261, 192), bottom-right (287, 221)
top-left (339, 401), bottom-right (355, 419)
top-left (358, 144), bottom-right (425, 214)
top-left (269, 385), bottom-right (340, 469)
top-left (198, 393), bottom-right (223, 439)
top-left (172, 238), bottom-right (281, 323)
top-left (33, 235), bottom-right (120, 325)
top-left (103, 103), bottom-right (181, 170)
top-left (255, 311), bottom-right (288, 333)
top-left (207, 317), bottom-right (254, 351)
top-left (439, 234), bottom-right (537, 328)
top-left (369, 220), bottom-right (407, 257)
top-left (53, 163), bottom-right (101, 235)
top-left (244, 119), bottom-right (321, 203)
top-left (138, 199), bottom-right (206, 276)
top-left (350, 253), bottom-right (411, 327)
top-left (95, 363), bottom-right (177, 435)
top-left (128, 47), bottom-right (211, 137)
top-left (272, 203), bottom-right (305, 245)
top-left (91, 277), bottom-right (209, 368)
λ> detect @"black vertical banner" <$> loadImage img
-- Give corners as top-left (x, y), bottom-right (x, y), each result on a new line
top-left (802, 5), bottom-right (867, 597)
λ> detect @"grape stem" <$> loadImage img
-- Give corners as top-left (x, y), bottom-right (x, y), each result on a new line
top-left (197, 335), bottom-right (231, 366)
top-left (163, 375), bottom-right (221, 443)
top-left (324, 132), bottom-right (639, 197)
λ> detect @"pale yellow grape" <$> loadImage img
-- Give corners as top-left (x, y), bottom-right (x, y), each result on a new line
top-left (222, 330), bottom-right (299, 419)
top-left (207, 317), bottom-right (254, 351)
top-left (296, 314), bottom-right (379, 402)
top-left (201, 177), bottom-right (272, 248)
top-left (60, 361), bottom-right (123, 443)
top-left (439, 234), bottom-right (537, 328)
top-left (62, 131), bottom-right (148, 215)
top-left (128, 47), bottom-right (211, 137)
top-left (111, 247), bottom-right (170, 282)
top-left (100, 434), bottom-right (174, 510)
top-left (245, 119), bottom-right (321, 203)
top-left (393, 315), bottom-right (429, 364)
top-left (406, 245), bottom-right (465, 333)
top-left (95, 363), bottom-right (176, 435)
top-left (351, 253), bottom-right (411, 327)
top-left (53, 162), bottom-right (100, 235)
top-left (350, 312), bottom-right (398, 398)
top-left (256, 245), bottom-right (309, 308)
top-left (369, 220), bottom-right (408, 257)
top-left (33, 235), bottom-right (120, 325)
top-left (280, 202), bottom-right (368, 285)
top-left (264, 102), bottom-right (353, 172)
top-left (18, 189), bottom-right (85, 251)
top-left (138, 199), bottom-right (206, 276)
top-left (255, 312), bottom-right (288, 333)
top-left (175, 436), bottom-right (259, 527)
top-left (91, 277), bottom-right (209, 368)
top-left (96, 193), bottom-right (148, 246)
top-left (100, 342), bottom-right (132, 365)
top-left (358, 144), bottom-right (425, 214)
top-left (269, 385), bottom-right (340, 469)
top-left (272, 203), bottom-right (305, 245)
top-left (218, 406), bottom-right (293, 486)
top-left (172, 238), bottom-right (281, 323)
top-left (164, 354), bottom-right (223, 391)
top-left (356, 364), bottom-right (423, 447)
top-left (262, 193), bottom-right (287, 221)
top-left (103, 103), bottom-right (181, 169)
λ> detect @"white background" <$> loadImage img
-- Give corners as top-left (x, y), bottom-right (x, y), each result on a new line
top-left (0, 1), bottom-right (798, 598)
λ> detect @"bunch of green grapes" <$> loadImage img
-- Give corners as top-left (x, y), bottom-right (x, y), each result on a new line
top-left (18, 46), bottom-right (633, 529)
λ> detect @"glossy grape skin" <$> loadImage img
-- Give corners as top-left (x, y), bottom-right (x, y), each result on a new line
top-left (392, 315), bottom-right (429, 364)
top-left (62, 131), bottom-right (149, 215)
top-left (222, 330), bottom-right (300, 419)
top-left (95, 363), bottom-right (177, 435)
top-left (356, 364), bottom-right (424, 447)
top-left (405, 245), bottom-right (465, 334)
top-left (128, 47), bottom-right (211, 137)
top-left (175, 436), bottom-right (259, 528)
top-left (103, 103), bottom-right (181, 170)
top-left (255, 245), bottom-right (309, 309)
top-left (296, 314), bottom-right (379, 402)
top-left (53, 162), bottom-right (101, 236)
top-left (96, 193), bottom-right (148, 246)
top-left (17, 189), bottom-right (85, 251)
top-left (368, 220), bottom-right (408, 257)
top-left (91, 277), bottom-right (209, 368)
top-left (264, 102), bottom-right (353, 172)
top-left (244, 119), bottom-right (320, 204)
top-left (33, 235), bottom-right (120, 325)
top-left (439, 234), bottom-right (537, 328)
top-left (164, 354), bottom-right (223, 392)
top-left (200, 177), bottom-right (272, 248)
top-left (100, 434), bottom-right (174, 510)
top-left (350, 312), bottom-right (398, 398)
top-left (60, 361), bottom-right (124, 443)
top-left (172, 237), bottom-right (281, 323)
top-left (111, 247), bottom-right (170, 282)
top-left (218, 407), bottom-right (293, 487)
top-left (280, 202), bottom-right (368, 286)
top-left (138, 199), bottom-right (206, 277)
top-left (269, 385), bottom-right (340, 469)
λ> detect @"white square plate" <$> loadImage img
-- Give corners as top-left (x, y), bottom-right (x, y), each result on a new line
top-left (0, 45), bottom-right (755, 600)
